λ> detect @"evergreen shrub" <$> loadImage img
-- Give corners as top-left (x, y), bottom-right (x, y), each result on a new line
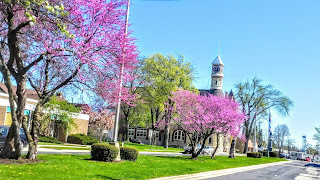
top-left (39, 136), bottom-right (63, 144)
top-left (247, 152), bottom-right (262, 158)
top-left (67, 134), bottom-right (98, 145)
top-left (269, 151), bottom-right (279, 158)
top-left (91, 143), bottom-right (119, 162)
top-left (120, 147), bottom-right (139, 161)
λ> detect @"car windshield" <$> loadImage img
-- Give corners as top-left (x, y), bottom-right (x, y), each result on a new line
top-left (0, 127), bottom-right (8, 135)
top-left (19, 129), bottom-right (25, 135)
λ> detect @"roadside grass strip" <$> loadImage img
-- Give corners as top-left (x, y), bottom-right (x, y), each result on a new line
top-left (0, 155), bottom-right (286, 179)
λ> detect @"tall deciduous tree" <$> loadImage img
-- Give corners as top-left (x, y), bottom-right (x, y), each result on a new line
top-left (142, 53), bottom-right (195, 148)
top-left (314, 126), bottom-right (320, 148)
top-left (273, 124), bottom-right (290, 153)
top-left (0, 0), bottom-right (137, 160)
top-left (167, 90), bottom-right (245, 159)
top-left (234, 77), bottom-right (293, 153)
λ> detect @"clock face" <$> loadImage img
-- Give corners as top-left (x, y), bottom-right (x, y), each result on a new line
top-left (213, 66), bottom-right (220, 73)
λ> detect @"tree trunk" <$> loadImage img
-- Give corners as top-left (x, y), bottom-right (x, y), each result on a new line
top-left (211, 134), bottom-right (220, 158)
top-left (163, 125), bottom-right (169, 148)
top-left (0, 123), bottom-right (21, 159)
top-left (243, 134), bottom-right (249, 154)
top-left (125, 123), bottom-right (129, 141)
top-left (229, 139), bottom-right (236, 158)
top-left (26, 104), bottom-right (42, 160)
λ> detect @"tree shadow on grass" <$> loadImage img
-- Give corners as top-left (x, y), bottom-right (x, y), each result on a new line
top-left (95, 175), bottom-right (121, 180)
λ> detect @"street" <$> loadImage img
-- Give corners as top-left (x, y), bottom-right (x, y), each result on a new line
top-left (206, 160), bottom-right (320, 180)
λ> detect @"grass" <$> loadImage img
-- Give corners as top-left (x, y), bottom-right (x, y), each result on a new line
top-left (40, 146), bottom-right (91, 151)
top-left (123, 142), bottom-right (184, 152)
top-left (0, 155), bottom-right (286, 179)
top-left (38, 142), bottom-right (63, 146)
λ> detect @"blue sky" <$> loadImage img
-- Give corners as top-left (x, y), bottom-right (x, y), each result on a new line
top-left (129, 0), bottom-right (320, 148)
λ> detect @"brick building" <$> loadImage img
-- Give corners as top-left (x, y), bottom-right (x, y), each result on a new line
top-left (0, 83), bottom-right (89, 142)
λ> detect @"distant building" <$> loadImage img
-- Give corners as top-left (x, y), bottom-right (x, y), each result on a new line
top-left (120, 54), bottom-right (242, 153)
top-left (0, 83), bottom-right (89, 142)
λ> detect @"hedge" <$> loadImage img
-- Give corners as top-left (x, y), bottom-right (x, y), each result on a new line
top-left (247, 152), bottom-right (262, 158)
top-left (269, 151), bottom-right (279, 158)
top-left (262, 151), bottom-right (268, 157)
top-left (120, 147), bottom-right (139, 161)
top-left (67, 134), bottom-right (98, 145)
top-left (91, 143), bottom-right (119, 162)
top-left (39, 136), bottom-right (63, 144)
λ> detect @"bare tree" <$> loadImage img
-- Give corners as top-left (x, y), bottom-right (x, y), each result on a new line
top-left (273, 124), bottom-right (290, 153)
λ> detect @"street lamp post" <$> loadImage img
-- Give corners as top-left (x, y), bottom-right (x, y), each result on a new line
top-left (110, 0), bottom-right (130, 161)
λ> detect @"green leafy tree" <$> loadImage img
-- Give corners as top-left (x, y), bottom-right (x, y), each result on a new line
top-left (234, 77), bottom-right (293, 153)
top-left (142, 53), bottom-right (195, 148)
top-left (314, 126), bottom-right (320, 148)
top-left (40, 95), bottom-right (80, 139)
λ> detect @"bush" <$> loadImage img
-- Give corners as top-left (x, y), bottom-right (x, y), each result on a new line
top-left (39, 136), bottom-right (63, 144)
top-left (67, 134), bottom-right (98, 145)
top-left (247, 152), bottom-right (262, 158)
top-left (120, 147), bottom-right (139, 161)
top-left (269, 151), bottom-right (279, 158)
top-left (91, 143), bottom-right (119, 162)
top-left (262, 151), bottom-right (268, 157)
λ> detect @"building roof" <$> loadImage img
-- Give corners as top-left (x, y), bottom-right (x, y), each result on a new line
top-left (0, 82), bottom-right (39, 100)
top-left (228, 89), bottom-right (234, 98)
top-left (0, 82), bottom-right (67, 102)
top-left (212, 55), bottom-right (224, 66)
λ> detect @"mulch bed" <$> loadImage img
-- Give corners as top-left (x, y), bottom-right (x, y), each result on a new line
top-left (0, 158), bottom-right (43, 164)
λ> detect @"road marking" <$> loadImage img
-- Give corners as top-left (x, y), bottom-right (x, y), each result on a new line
top-left (151, 161), bottom-right (291, 180)
top-left (295, 167), bottom-right (319, 180)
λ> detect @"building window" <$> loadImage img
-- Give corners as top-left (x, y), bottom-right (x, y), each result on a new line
top-left (173, 130), bottom-right (185, 141)
top-left (136, 128), bottom-right (147, 137)
top-left (128, 128), bottom-right (135, 136)
top-left (208, 137), bottom-right (212, 144)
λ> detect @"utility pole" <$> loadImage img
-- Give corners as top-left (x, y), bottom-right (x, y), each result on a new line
top-left (111, 0), bottom-right (130, 161)
top-left (267, 110), bottom-right (273, 156)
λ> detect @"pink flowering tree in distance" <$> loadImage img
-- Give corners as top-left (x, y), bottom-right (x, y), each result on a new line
top-left (169, 89), bottom-right (246, 159)
top-left (0, 0), bottom-right (137, 160)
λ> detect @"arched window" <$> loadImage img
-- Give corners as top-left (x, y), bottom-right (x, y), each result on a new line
top-left (173, 130), bottom-right (185, 141)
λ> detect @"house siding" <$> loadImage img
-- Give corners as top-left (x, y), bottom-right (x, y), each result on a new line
top-left (0, 105), bottom-right (5, 125)
top-left (70, 119), bottom-right (89, 134)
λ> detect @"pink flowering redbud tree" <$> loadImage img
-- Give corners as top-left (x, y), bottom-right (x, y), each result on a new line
top-left (169, 90), bottom-right (246, 159)
top-left (0, 0), bottom-right (137, 160)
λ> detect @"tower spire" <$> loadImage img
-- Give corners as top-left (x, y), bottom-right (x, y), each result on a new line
top-left (218, 40), bottom-right (220, 56)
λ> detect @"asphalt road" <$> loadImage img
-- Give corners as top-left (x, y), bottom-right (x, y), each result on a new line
top-left (207, 160), bottom-right (320, 180)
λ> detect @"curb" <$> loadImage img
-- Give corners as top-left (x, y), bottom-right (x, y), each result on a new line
top-left (150, 160), bottom-right (291, 180)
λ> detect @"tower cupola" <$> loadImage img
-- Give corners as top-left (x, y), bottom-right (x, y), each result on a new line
top-left (211, 55), bottom-right (224, 92)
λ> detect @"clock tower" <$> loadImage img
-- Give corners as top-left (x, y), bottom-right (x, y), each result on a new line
top-left (210, 55), bottom-right (224, 95)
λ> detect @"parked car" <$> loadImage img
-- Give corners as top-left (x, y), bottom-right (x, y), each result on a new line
top-left (0, 126), bottom-right (28, 151)
top-left (279, 153), bottom-right (287, 158)
top-left (183, 144), bottom-right (201, 154)
top-left (201, 146), bottom-right (214, 155)
top-left (129, 138), bottom-right (142, 144)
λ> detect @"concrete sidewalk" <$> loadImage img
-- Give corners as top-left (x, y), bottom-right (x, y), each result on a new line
top-left (23, 147), bottom-right (246, 157)
top-left (150, 160), bottom-right (291, 180)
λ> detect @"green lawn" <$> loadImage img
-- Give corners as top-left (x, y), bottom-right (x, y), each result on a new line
top-left (123, 142), bottom-right (184, 152)
top-left (0, 155), bottom-right (286, 179)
